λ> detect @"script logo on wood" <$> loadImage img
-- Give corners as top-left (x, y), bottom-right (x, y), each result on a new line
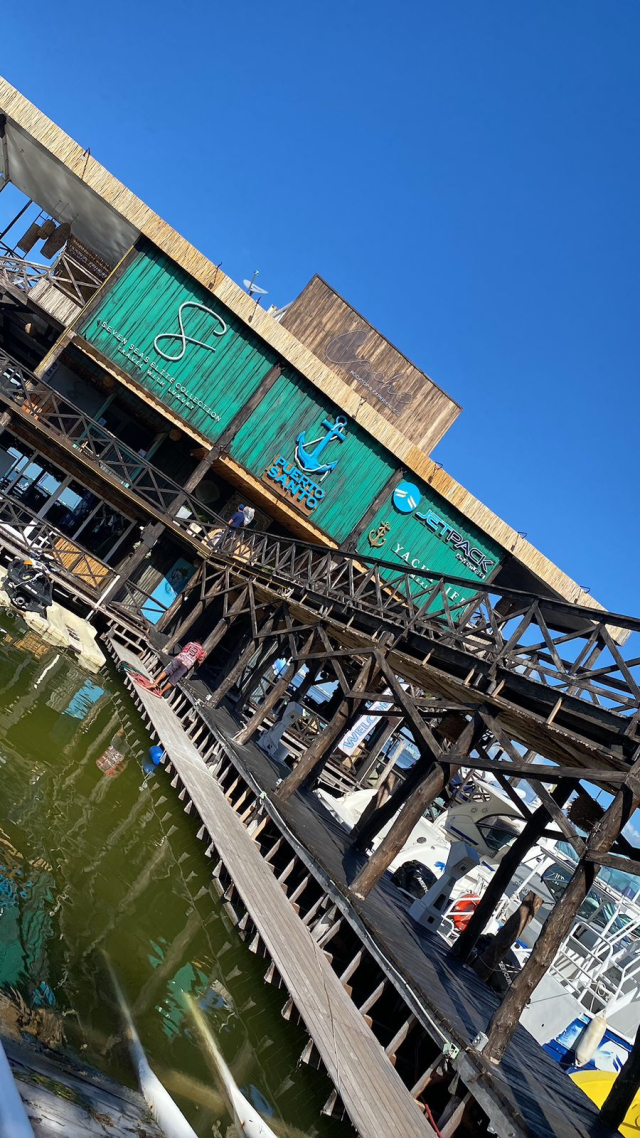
top-left (325, 330), bottom-right (412, 414)
top-left (97, 296), bottom-right (229, 424)
top-left (153, 301), bottom-right (228, 362)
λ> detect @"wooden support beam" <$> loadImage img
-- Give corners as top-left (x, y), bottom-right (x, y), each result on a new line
top-left (112, 521), bottom-right (165, 599)
top-left (417, 753), bottom-right (626, 785)
top-left (351, 770), bottom-right (401, 845)
top-left (235, 639), bottom-right (284, 716)
top-left (599, 1022), bottom-right (640, 1130)
top-left (343, 723), bottom-right (478, 901)
top-left (437, 1092), bottom-right (472, 1138)
top-left (340, 466), bottom-right (406, 551)
top-left (492, 768), bottom-right (533, 820)
top-left (164, 575), bottom-right (240, 652)
top-left (275, 654), bottom-right (378, 802)
top-left (155, 564), bottom-right (203, 633)
top-left (484, 765), bottom-right (640, 1063)
top-left (351, 713), bottom-right (475, 854)
top-left (350, 760), bottom-right (451, 900)
top-left (355, 717), bottom-right (402, 785)
top-left (196, 587), bottom-right (248, 655)
top-left (528, 779), bottom-right (586, 856)
top-left (315, 625), bottom-right (354, 696)
top-left (474, 892), bottom-right (543, 982)
top-left (235, 629), bottom-right (316, 745)
top-left (587, 850), bottom-right (640, 877)
top-left (206, 606), bottom-right (281, 708)
top-left (351, 755), bottom-right (428, 850)
top-left (452, 783), bottom-right (572, 963)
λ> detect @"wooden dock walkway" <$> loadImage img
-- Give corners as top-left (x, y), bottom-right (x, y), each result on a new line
top-left (200, 704), bottom-right (616, 1138)
top-left (110, 640), bottom-right (435, 1138)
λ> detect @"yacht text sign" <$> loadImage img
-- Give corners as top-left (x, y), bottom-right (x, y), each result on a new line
top-left (357, 477), bottom-right (502, 612)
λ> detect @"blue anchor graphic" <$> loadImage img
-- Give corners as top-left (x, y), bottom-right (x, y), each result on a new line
top-left (295, 414), bottom-right (348, 476)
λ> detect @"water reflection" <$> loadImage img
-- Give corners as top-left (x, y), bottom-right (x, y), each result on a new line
top-left (0, 615), bottom-right (346, 1136)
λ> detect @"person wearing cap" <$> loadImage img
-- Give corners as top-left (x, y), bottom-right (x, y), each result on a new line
top-left (228, 504), bottom-right (247, 530)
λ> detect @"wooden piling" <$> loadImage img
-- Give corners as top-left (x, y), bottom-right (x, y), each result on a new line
top-left (275, 656), bottom-right (376, 802)
top-left (483, 767), bottom-right (640, 1063)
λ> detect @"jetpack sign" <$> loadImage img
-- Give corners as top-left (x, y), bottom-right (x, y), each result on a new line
top-left (392, 481), bottom-right (496, 581)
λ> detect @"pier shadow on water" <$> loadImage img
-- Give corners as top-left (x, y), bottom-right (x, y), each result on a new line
top-left (0, 613), bottom-right (348, 1137)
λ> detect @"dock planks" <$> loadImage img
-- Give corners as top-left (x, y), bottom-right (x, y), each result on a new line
top-left (111, 640), bottom-right (435, 1138)
top-left (199, 702), bottom-right (618, 1138)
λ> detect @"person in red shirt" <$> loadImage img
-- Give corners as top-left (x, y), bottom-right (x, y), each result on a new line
top-left (153, 641), bottom-right (207, 698)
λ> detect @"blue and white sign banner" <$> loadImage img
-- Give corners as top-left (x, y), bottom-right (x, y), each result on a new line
top-left (337, 688), bottom-right (400, 756)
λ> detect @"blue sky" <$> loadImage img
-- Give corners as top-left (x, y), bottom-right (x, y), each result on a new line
top-left (1, 2), bottom-right (638, 616)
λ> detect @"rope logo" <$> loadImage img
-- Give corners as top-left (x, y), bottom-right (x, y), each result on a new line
top-left (153, 302), bottom-right (228, 362)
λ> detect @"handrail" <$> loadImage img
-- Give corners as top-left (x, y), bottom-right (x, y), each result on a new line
top-left (189, 530), bottom-right (640, 722)
top-left (0, 492), bottom-right (163, 616)
top-left (0, 348), bottom-right (635, 632)
top-left (0, 251), bottom-right (102, 306)
top-left (0, 347), bottom-right (228, 539)
top-left (0, 352), bottom-right (637, 724)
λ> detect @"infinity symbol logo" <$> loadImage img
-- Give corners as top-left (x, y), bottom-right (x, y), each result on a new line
top-left (153, 301), bottom-right (228, 362)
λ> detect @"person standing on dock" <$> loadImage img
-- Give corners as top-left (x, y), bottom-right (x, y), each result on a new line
top-left (152, 641), bottom-right (207, 698)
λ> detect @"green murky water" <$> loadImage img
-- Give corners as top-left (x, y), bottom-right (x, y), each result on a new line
top-left (0, 612), bottom-right (347, 1137)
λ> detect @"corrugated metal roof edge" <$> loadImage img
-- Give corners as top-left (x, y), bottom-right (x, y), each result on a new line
top-left (0, 76), bottom-right (614, 622)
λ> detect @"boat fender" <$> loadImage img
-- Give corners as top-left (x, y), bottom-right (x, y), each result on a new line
top-left (149, 745), bottom-right (165, 765)
top-left (575, 1014), bottom-right (607, 1067)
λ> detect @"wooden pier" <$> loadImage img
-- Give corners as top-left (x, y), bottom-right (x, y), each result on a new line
top-left (4, 1037), bottom-right (163, 1138)
top-left (108, 635), bottom-right (617, 1138)
top-left (109, 638), bottom-right (435, 1138)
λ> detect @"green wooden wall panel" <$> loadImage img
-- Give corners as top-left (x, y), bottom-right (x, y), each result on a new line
top-left (229, 370), bottom-right (395, 543)
top-left (78, 244), bottom-right (277, 441)
top-left (355, 476), bottom-right (503, 610)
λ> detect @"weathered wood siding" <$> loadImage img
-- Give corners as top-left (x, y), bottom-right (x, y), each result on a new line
top-left (230, 371), bottom-right (395, 543)
top-left (280, 275), bottom-right (461, 454)
top-left (78, 244), bottom-right (278, 441)
top-left (0, 76), bottom-right (614, 613)
top-left (356, 476), bottom-right (503, 605)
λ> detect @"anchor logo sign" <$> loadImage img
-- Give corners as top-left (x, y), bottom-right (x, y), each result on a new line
top-left (295, 414), bottom-right (348, 477)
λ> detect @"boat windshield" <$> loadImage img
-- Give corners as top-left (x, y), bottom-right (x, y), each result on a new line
top-left (476, 817), bottom-right (521, 854)
top-left (542, 862), bottom-right (637, 937)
